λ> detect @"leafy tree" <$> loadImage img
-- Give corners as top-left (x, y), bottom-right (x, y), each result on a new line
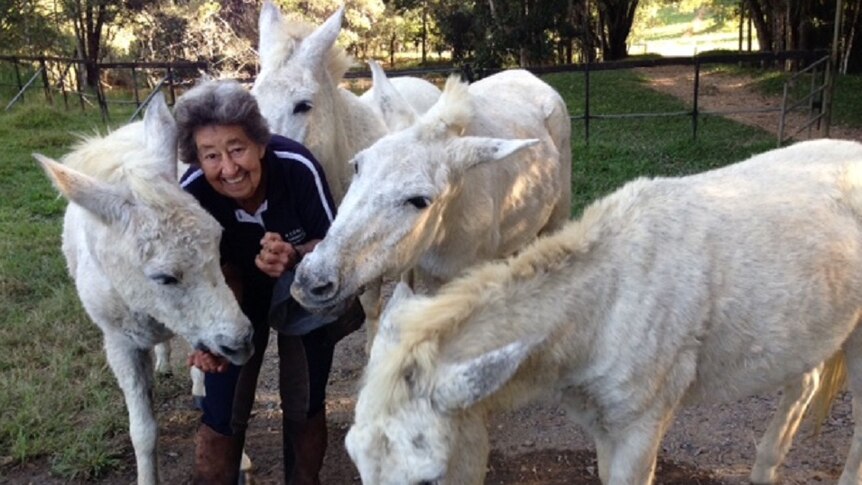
top-left (745, 0), bottom-right (862, 72)
top-left (57, 0), bottom-right (150, 87)
top-left (0, 0), bottom-right (65, 55)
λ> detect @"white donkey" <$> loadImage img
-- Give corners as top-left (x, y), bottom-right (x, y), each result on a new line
top-left (346, 139), bottom-right (862, 485)
top-left (359, 59), bottom-right (441, 132)
top-left (251, 1), bottom-right (439, 205)
top-left (250, 1), bottom-right (441, 329)
top-left (34, 93), bottom-right (254, 485)
top-left (291, 71), bottom-right (572, 321)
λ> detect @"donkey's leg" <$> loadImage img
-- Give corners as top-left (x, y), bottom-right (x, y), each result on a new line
top-left (750, 366), bottom-right (822, 484)
top-left (605, 408), bottom-right (675, 485)
top-left (104, 333), bottom-right (158, 485)
top-left (838, 329), bottom-right (862, 485)
top-left (359, 279), bottom-right (382, 353)
top-left (594, 433), bottom-right (613, 484)
top-left (153, 340), bottom-right (172, 375)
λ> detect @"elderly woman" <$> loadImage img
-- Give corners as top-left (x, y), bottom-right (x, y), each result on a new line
top-left (175, 79), bottom-right (361, 485)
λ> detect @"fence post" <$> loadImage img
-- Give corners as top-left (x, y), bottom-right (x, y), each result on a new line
top-left (131, 66), bottom-right (141, 109)
top-left (75, 60), bottom-right (86, 111)
top-left (822, 0), bottom-right (843, 137)
top-left (57, 59), bottom-right (72, 109)
top-left (584, 62), bottom-right (591, 145)
top-left (167, 66), bottom-right (176, 105)
top-left (12, 58), bottom-right (23, 101)
top-left (808, 59), bottom-right (818, 138)
top-left (39, 57), bottom-right (53, 105)
top-left (93, 62), bottom-right (109, 123)
top-left (692, 59), bottom-right (700, 140)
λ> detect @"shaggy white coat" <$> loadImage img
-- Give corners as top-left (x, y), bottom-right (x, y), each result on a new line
top-left (291, 70), bottom-right (573, 320)
top-left (250, 1), bottom-right (441, 330)
top-left (250, 1), bottom-right (440, 205)
top-left (35, 94), bottom-right (253, 485)
top-left (347, 139), bottom-right (862, 485)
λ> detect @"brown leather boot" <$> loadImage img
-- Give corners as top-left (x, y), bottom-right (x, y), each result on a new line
top-left (192, 423), bottom-right (243, 485)
top-left (284, 410), bottom-right (327, 485)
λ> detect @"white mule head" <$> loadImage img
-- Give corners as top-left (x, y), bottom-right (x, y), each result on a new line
top-left (347, 287), bottom-right (537, 484)
top-left (35, 98), bottom-right (254, 365)
top-left (251, 3), bottom-right (346, 166)
top-left (366, 59), bottom-right (419, 131)
top-left (290, 77), bottom-right (538, 311)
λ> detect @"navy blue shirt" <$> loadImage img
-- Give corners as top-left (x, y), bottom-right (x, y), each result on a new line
top-left (181, 135), bottom-right (336, 325)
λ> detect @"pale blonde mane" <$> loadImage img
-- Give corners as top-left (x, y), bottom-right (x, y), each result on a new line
top-left (363, 177), bottom-right (650, 413)
top-left (61, 121), bottom-right (182, 208)
top-left (418, 75), bottom-right (472, 137)
top-left (273, 15), bottom-right (353, 81)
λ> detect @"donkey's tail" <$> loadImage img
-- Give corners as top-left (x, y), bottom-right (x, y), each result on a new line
top-left (807, 351), bottom-right (847, 435)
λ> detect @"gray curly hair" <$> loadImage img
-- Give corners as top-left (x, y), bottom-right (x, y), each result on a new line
top-left (174, 79), bottom-right (271, 165)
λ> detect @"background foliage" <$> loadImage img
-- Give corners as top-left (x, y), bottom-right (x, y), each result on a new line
top-left (2, 0), bottom-right (860, 74)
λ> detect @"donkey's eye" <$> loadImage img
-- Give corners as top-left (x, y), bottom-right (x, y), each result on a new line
top-left (406, 196), bottom-right (431, 209)
top-left (353, 161), bottom-right (359, 175)
top-left (150, 273), bottom-right (180, 285)
top-left (293, 101), bottom-right (312, 114)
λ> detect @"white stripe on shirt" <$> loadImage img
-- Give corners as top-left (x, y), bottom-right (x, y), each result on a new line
top-left (274, 150), bottom-right (335, 222)
top-left (180, 168), bottom-right (204, 188)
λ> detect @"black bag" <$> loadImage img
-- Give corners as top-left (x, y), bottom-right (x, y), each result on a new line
top-left (268, 271), bottom-right (364, 343)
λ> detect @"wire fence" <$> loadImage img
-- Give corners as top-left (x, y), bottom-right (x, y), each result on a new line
top-left (0, 49), bottom-right (831, 145)
top-left (0, 55), bottom-right (209, 123)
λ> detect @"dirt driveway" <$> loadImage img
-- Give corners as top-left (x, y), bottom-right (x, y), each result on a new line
top-left (5, 66), bottom-right (858, 485)
top-left (638, 64), bottom-right (862, 143)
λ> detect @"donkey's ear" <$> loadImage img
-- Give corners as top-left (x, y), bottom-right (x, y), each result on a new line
top-left (446, 137), bottom-right (539, 173)
top-left (143, 92), bottom-right (178, 180)
top-left (377, 282), bottom-right (414, 339)
top-left (295, 5), bottom-right (344, 67)
top-left (368, 60), bottom-right (418, 131)
top-left (368, 282), bottom-right (414, 364)
top-left (431, 339), bottom-right (536, 411)
top-left (34, 153), bottom-right (134, 225)
top-left (258, 0), bottom-right (285, 69)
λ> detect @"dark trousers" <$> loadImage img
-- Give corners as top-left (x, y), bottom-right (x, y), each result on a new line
top-left (200, 322), bottom-right (335, 474)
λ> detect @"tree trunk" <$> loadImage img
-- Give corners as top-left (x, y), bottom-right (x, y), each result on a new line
top-left (746, 0), bottom-right (775, 51)
top-left (597, 0), bottom-right (638, 60)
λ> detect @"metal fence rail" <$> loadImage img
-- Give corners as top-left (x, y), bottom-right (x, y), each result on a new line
top-left (0, 50), bottom-right (832, 145)
top-left (0, 55), bottom-right (208, 122)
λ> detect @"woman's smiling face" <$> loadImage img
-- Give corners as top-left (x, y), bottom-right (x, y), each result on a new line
top-left (194, 124), bottom-right (267, 212)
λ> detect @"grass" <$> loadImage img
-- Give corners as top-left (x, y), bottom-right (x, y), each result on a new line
top-left (0, 97), bottom-right (182, 481)
top-left (541, 69), bottom-right (777, 214)
top-left (0, 65), bottom-right (831, 480)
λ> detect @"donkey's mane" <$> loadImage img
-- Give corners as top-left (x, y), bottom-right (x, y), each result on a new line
top-left (363, 178), bottom-right (650, 412)
top-left (62, 121), bottom-right (183, 207)
top-left (272, 15), bottom-right (353, 81)
top-left (419, 76), bottom-right (472, 137)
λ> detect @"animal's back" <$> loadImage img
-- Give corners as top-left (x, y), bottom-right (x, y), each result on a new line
top-left (572, 139), bottom-right (862, 406)
top-left (443, 70), bottom-right (571, 260)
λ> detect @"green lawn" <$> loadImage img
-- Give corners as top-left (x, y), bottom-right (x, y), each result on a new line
top-left (542, 69), bottom-right (776, 214)
top-left (0, 67), bottom-right (834, 480)
top-left (0, 98), bottom-right (188, 481)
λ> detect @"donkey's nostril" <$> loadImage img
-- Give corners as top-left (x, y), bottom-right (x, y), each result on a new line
top-left (310, 281), bottom-right (335, 298)
top-left (219, 345), bottom-right (237, 357)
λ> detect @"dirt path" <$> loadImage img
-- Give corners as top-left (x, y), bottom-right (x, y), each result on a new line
top-left (637, 65), bottom-right (862, 142)
top-left (5, 67), bottom-right (859, 485)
